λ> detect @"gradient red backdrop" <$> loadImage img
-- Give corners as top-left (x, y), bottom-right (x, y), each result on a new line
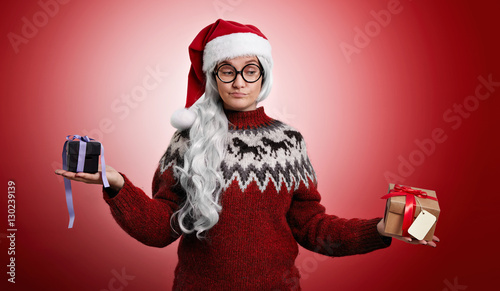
top-left (1, 0), bottom-right (499, 290)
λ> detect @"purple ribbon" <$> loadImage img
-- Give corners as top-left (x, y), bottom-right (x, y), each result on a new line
top-left (77, 141), bottom-right (87, 172)
top-left (62, 135), bottom-right (109, 228)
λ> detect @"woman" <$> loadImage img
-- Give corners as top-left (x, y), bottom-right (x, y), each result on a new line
top-left (56, 19), bottom-right (438, 290)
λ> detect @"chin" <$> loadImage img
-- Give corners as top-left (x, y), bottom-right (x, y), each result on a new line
top-left (224, 99), bottom-right (257, 111)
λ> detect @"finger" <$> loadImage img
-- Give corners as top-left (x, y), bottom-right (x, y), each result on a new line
top-left (75, 172), bottom-right (100, 180)
top-left (55, 169), bottom-right (67, 175)
top-left (402, 237), bottom-right (423, 245)
top-left (432, 235), bottom-right (440, 242)
top-left (403, 237), bottom-right (413, 243)
top-left (60, 173), bottom-right (85, 182)
top-left (427, 241), bottom-right (437, 247)
top-left (72, 176), bottom-right (100, 184)
top-left (74, 172), bottom-right (102, 184)
top-left (60, 171), bottom-right (78, 179)
top-left (418, 239), bottom-right (428, 245)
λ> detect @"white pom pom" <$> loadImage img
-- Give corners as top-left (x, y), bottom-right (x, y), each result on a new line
top-left (170, 108), bottom-right (196, 130)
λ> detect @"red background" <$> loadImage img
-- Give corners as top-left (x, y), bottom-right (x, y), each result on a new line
top-left (1, 0), bottom-right (499, 290)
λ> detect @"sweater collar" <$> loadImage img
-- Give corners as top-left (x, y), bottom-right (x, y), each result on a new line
top-left (224, 107), bottom-right (274, 130)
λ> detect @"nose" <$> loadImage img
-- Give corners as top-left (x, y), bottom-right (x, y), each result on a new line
top-left (232, 73), bottom-right (246, 88)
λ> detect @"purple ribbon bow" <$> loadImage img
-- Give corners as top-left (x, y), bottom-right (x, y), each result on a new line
top-left (62, 135), bottom-right (109, 228)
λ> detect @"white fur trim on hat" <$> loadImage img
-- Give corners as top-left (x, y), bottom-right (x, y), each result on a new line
top-left (202, 32), bottom-right (272, 73)
top-left (171, 107), bottom-right (197, 130)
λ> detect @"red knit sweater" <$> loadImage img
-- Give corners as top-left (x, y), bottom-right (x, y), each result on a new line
top-left (103, 107), bottom-right (391, 290)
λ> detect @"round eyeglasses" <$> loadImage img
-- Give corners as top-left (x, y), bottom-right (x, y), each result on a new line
top-left (214, 63), bottom-right (263, 83)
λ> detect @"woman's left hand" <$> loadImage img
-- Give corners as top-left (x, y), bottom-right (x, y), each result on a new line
top-left (377, 218), bottom-right (440, 247)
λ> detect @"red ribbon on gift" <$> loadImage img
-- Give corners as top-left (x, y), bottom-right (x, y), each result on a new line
top-left (381, 185), bottom-right (438, 237)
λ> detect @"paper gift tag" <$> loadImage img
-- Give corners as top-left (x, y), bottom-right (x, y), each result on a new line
top-left (408, 210), bottom-right (437, 240)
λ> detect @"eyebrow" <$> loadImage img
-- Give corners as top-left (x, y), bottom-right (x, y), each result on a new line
top-left (219, 59), bottom-right (260, 66)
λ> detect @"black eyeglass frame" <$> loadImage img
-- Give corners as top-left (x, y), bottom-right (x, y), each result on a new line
top-left (214, 63), bottom-right (264, 83)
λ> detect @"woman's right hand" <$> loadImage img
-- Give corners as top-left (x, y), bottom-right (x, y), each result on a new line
top-left (376, 218), bottom-right (439, 247)
top-left (54, 165), bottom-right (125, 192)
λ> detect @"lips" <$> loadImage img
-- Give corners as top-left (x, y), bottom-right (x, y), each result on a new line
top-left (229, 92), bottom-right (247, 98)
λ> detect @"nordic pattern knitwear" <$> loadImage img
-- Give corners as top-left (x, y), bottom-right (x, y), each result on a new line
top-left (103, 107), bottom-right (391, 290)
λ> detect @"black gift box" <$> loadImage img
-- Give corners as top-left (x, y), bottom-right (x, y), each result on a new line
top-left (66, 141), bottom-right (101, 173)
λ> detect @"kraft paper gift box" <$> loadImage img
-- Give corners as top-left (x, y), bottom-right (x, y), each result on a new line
top-left (66, 141), bottom-right (101, 173)
top-left (382, 184), bottom-right (440, 241)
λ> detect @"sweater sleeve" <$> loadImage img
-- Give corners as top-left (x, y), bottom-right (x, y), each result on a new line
top-left (102, 131), bottom-right (189, 248)
top-left (286, 133), bottom-right (391, 257)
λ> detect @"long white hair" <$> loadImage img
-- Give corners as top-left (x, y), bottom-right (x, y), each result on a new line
top-left (173, 56), bottom-right (273, 239)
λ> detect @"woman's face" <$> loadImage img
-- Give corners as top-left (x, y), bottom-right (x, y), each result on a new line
top-left (215, 56), bottom-right (262, 112)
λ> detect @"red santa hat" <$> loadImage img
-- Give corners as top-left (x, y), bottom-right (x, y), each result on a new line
top-left (171, 19), bottom-right (273, 130)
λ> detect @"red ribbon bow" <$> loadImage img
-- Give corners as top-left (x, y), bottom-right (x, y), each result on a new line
top-left (381, 185), bottom-right (438, 237)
